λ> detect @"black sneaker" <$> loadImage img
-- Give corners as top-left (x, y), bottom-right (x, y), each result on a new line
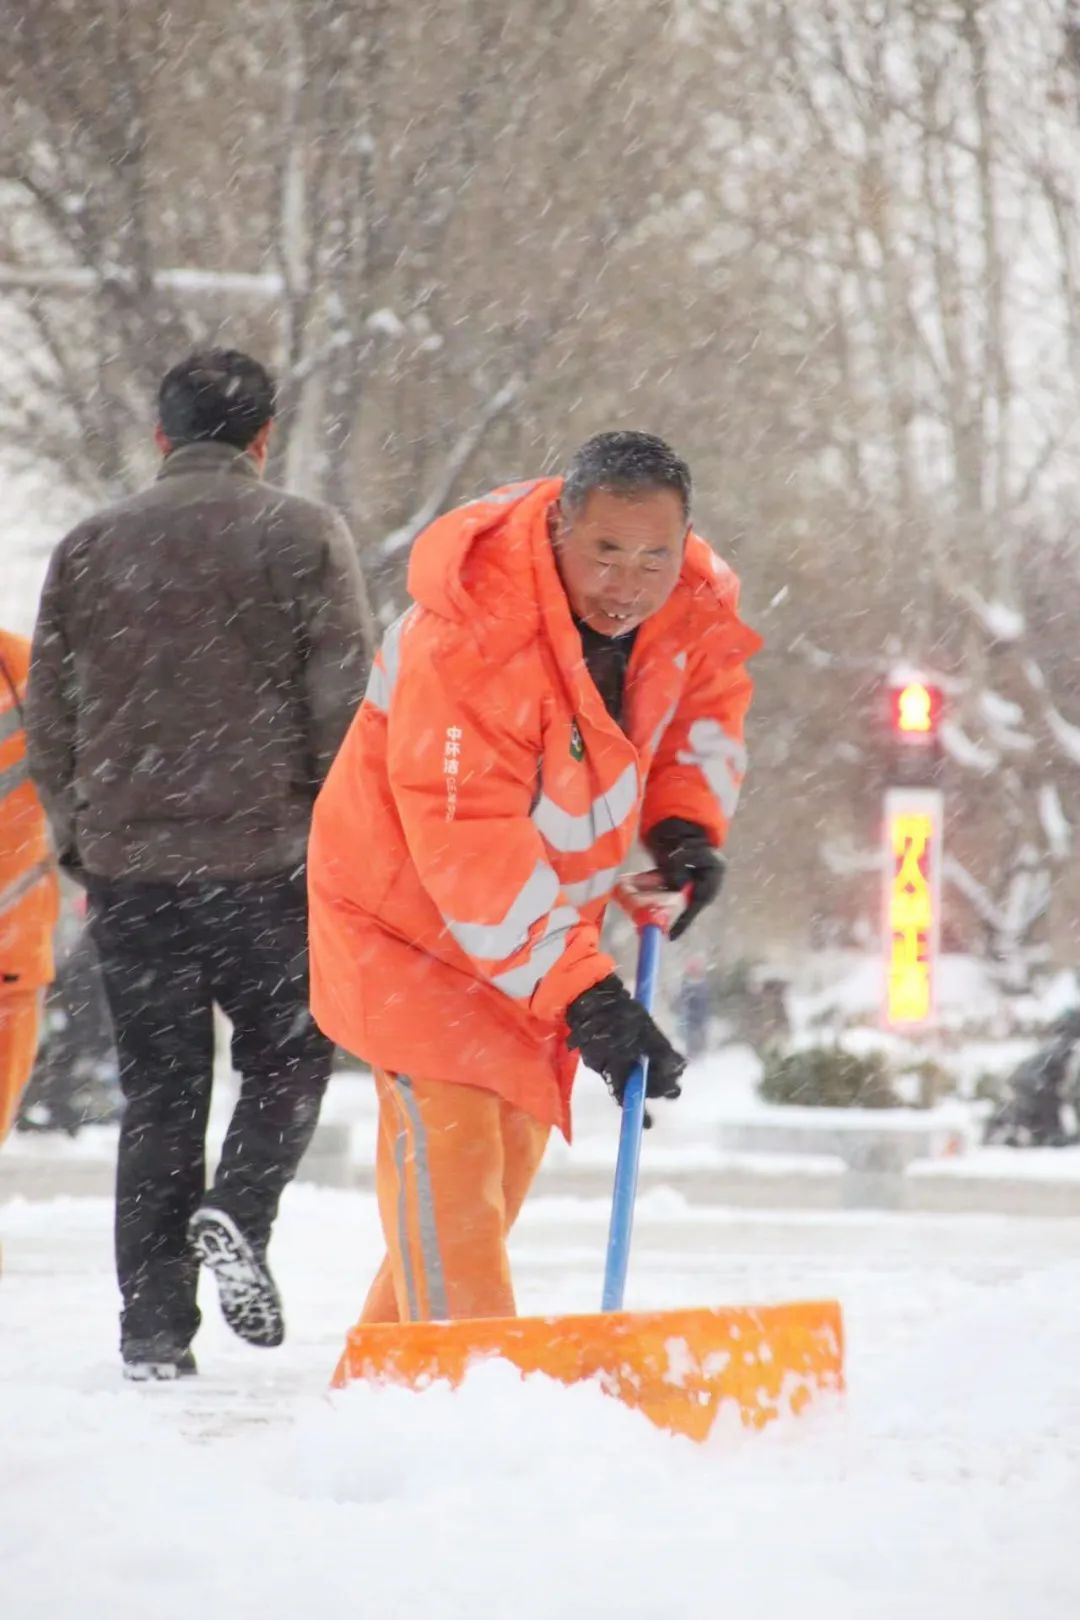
top-left (122, 1341), bottom-right (198, 1382)
top-left (188, 1206), bottom-right (284, 1348)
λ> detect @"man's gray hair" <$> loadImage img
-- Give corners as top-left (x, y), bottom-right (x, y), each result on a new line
top-left (561, 431), bottom-right (692, 521)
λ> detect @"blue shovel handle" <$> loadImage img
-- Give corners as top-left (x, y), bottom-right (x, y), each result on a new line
top-left (601, 921), bottom-right (663, 1312)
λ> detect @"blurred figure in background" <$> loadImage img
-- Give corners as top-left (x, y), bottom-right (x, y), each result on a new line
top-left (0, 628), bottom-right (59, 1144)
top-left (983, 1011), bottom-right (1080, 1148)
top-left (25, 350), bottom-right (372, 1380)
top-left (675, 954), bottom-right (712, 1062)
top-left (16, 883), bottom-right (121, 1137)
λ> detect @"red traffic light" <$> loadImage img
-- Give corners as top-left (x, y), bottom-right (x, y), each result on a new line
top-left (889, 680), bottom-right (943, 739)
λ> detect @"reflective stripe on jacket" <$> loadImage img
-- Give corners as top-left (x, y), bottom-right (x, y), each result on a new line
top-left (0, 630), bottom-right (58, 988)
top-left (308, 478), bottom-right (761, 1134)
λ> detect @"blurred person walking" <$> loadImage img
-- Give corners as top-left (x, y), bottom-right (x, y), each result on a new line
top-left (0, 629), bottom-right (59, 1145)
top-left (309, 432), bottom-right (761, 1327)
top-left (16, 885), bottom-right (121, 1136)
top-left (25, 350), bottom-right (372, 1378)
top-left (675, 955), bottom-right (712, 1061)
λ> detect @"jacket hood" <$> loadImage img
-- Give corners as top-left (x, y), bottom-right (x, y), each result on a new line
top-left (407, 478), bottom-right (556, 628)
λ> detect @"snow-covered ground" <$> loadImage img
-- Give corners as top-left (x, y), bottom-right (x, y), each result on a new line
top-left (10, 1041), bottom-right (1080, 1213)
top-left (4, 1183), bottom-right (1080, 1620)
top-left (5, 960), bottom-right (1080, 1616)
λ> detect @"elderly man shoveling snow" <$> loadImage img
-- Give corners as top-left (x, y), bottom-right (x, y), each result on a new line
top-left (309, 430), bottom-right (760, 1325)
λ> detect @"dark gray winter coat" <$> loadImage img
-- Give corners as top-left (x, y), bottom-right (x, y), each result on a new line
top-left (26, 442), bottom-right (373, 880)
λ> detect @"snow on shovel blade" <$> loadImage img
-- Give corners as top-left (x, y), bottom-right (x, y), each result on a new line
top-left (331, 1299), bottom-right (844, 1441)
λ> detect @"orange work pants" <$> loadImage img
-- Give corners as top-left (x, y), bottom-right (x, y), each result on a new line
top-left (0, 989), bottom-right (43, 1143)
top-left (361, 1069), bottom-right (550, 1323)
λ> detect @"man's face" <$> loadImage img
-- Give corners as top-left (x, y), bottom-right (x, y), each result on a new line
top-left (550, 487), bottom-right (688, 637)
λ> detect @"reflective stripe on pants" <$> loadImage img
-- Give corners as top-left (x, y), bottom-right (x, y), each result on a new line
top-left (362, 1068), bottom-right (550, 1324)
top-left (0, 858), bottom-right (55, 918)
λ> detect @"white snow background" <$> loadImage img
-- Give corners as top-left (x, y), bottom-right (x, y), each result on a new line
top-left (4, 1178), bottom-right (1080, 1620)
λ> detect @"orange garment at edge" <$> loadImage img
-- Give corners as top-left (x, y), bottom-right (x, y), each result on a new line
top-left (0, 630), bottom-right (59, 1140)
top-left (309, 477), bottom-right (762, 1141)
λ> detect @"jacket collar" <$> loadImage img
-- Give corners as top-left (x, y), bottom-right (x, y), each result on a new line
top-left (156, 441), bottom-right (262, 482)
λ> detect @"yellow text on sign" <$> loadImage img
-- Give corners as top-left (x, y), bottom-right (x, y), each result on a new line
top-left (887, 812), bottom-right (934, 1025)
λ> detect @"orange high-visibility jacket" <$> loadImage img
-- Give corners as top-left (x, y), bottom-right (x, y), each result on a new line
top-left (308, 479), bottom-right (761, 1135)
top-left (0, 630), bottom-right (58, 989)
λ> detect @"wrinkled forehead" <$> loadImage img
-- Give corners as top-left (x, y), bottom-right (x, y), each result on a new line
top-left (560, 486), bottom-right (688, 547)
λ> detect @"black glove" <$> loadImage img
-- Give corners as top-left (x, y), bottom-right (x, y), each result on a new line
top-left (566, 974), bottom-right (686, 1127)
top-left (644, 817), bottom-right (725, 942)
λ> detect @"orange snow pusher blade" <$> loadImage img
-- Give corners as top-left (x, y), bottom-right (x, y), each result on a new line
top-left (331, 1298), bottom-right (844, 1441)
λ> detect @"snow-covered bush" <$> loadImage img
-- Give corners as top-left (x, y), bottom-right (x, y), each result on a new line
top-left (759, 1047), bottom-right (901, 1109)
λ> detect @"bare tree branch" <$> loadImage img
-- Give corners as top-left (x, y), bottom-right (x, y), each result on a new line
top-left (378, 376), bottom-right (525, 559)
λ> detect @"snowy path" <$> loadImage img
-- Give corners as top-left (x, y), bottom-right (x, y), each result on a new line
top-left (4, 1186), bottom-right (1080, 1619)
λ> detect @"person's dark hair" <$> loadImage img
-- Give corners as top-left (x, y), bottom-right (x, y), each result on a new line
top-left (561, 431), bottom-right (692, 521)
top-left (158, 349), bottom-right (277, 450)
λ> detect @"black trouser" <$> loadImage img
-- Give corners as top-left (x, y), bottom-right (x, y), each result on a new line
top-left (87, 871), bottom-right (333, 1352)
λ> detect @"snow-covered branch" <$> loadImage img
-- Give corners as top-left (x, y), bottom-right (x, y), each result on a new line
top-left (1021, 659), bottom-right (1080, 767)
top-left (1039, 782), bottom-right (1072, 861)
top-left (945, 852), bottom-right (1049, 937)
top-left (788, 634), bottom-right (890, 672)
top-left (819, 837), bottom-right (882, 877)
top-left (1043, 703), bottom-right (1080, 766)
top-left (1001, 850), bottom-right (1052, 943)
top-left (0, 264), bottom-right (284, 298)
top-left (954, 584), bottom-right (1025, 644)
top-left (378, 377), bottom-right (525, 560)
top-left (938, 718), bottom-right (1000, 775)
top-left (281, 330), bottom-right (355, 389)
top-left (974, 688), bottom-right (1034, 755)
top-left (945, 854), bottom-right (1004, 930)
